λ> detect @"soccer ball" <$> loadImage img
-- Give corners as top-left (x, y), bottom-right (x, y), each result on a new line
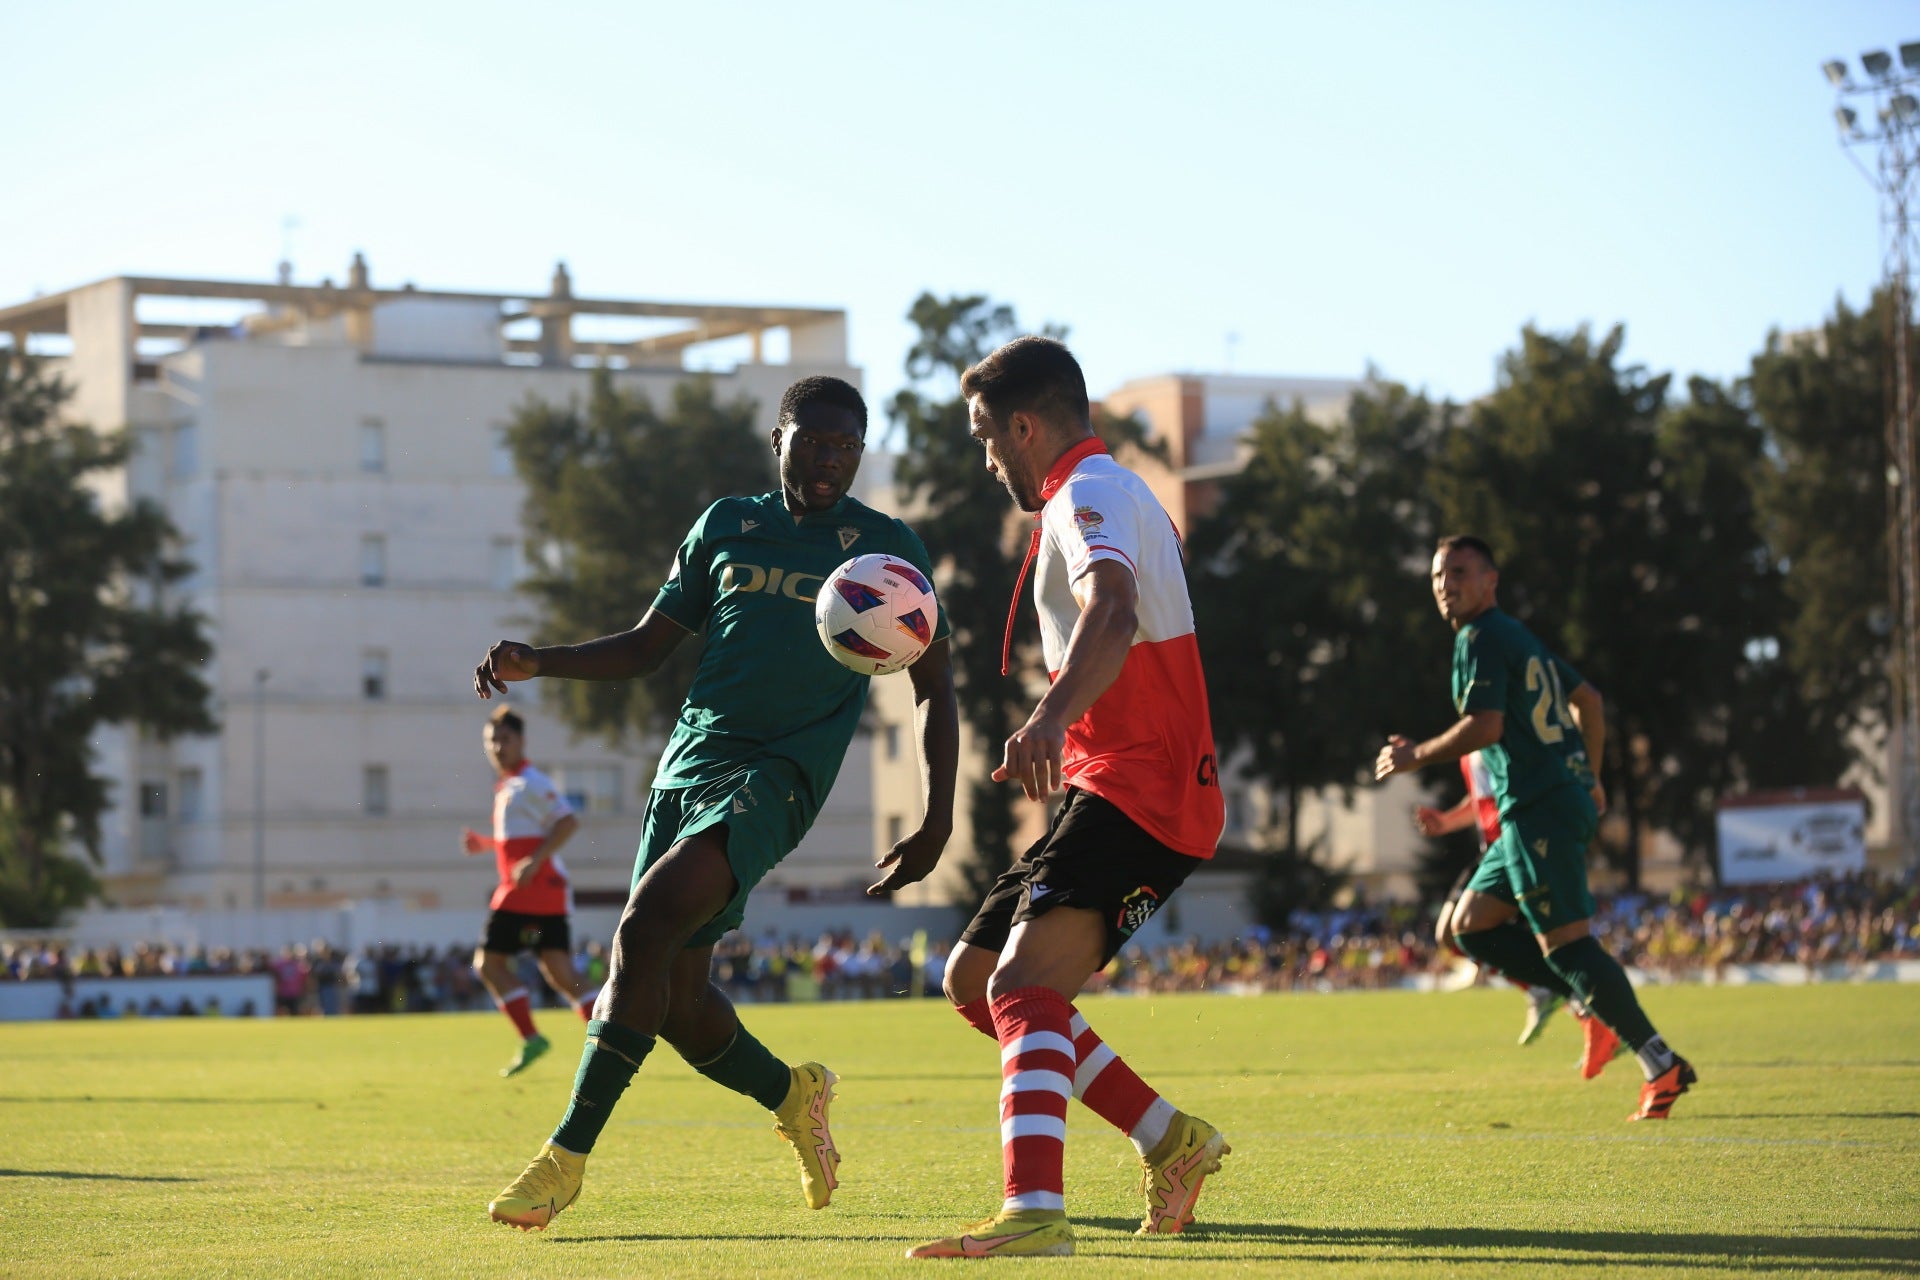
top-left (814, 553), bottom-right (939, 676)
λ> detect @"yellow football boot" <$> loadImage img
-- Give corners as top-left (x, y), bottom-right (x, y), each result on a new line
top-left (907, 1209), bottom-right (1075, 1258)
top-left (487, 1140), bottom-right (585, 1231)
top-left (771, 1062), bottom-right (840, 1209)
top-left (1137, 1111), bottom-right (1230, 1235)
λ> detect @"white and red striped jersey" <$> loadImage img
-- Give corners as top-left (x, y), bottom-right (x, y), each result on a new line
top-left (1459, 750), bottom-right (1502, 849)
top-left (1033, 441), bottom-right (1224, 858)
top-left (489, 761), bottom-right (574, 915)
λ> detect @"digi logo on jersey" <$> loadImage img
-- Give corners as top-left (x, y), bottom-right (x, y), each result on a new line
top-left (717, 563), bottom-right (823, 602)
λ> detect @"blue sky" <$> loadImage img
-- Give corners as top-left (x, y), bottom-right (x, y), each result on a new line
top-left (2, 2), bottom-right (1910, 416)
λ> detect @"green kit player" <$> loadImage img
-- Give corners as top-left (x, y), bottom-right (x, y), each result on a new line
top-left (475, 376), bottom-right (960, 1230)
top-left (1375, 535), bottom-right (1695, 1122)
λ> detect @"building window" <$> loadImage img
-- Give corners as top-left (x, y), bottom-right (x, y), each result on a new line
top-left (489, 537), bottom-right (522, 591)
top-left (171, 423), bottom-right (198, 479)
top-left (886, 815), bottom-right (904, 848)
top-left (554, 764), bottom-right (621, 815)
top-left (139, 781), bottom-right (168, 818)
top-left (363, 765), bottom-right (390, 816)
top-left (177, 768), bottom-right (204, 822)
top-left (362, 649), bottom-right (388, 700)
top-left (360, 534), bottom-right (386, 587)
top-left (491, 428), bottom-right (514, 477)
top-left (884, 723), bottom-right (901, 761)
top-left (359, 418), bottom-right (386, 473)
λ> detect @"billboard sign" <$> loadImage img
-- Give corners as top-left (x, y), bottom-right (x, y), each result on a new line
top-left (1715, 790), bottom-right (1867, 886)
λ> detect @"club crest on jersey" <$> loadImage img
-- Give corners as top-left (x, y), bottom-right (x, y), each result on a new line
top-left (1072, 505), bottom-right (1104, 529)
top-left (838, 527), bottom-right (860, 550)
top-left (1116, 885), bottom-right (1161, 937)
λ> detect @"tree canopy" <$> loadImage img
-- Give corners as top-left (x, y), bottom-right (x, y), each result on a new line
top-left (0, 355), bottom-right (216, 926)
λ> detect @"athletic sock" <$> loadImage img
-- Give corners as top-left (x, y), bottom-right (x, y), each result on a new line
top-left (1068, 1008), bottom-right (1166, 1152)
top-left (550, 1019), bottom-right (654, 1155)
top-left (1453, 921), bottom-right (1576, 998)
top-left (1545, 936), bottom-right (1673, 1079)
top-left (956, 997), bottom-right (1168, 1149)
top-left (495, 987), bottom-right (539, 1039)
top-left (575, 991), bottom-right (597, 1022)
top-left (991, 986), bottom-right (1074, 1214)
top-left (686, 1023), bottom-right (793, 1111)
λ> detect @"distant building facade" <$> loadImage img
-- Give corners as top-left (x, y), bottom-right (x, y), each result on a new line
top-left (2, 260), bottom-right (884, 912)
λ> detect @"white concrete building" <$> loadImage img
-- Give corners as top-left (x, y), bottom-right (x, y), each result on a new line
top-left (3, 260), bottom-right (887, 915)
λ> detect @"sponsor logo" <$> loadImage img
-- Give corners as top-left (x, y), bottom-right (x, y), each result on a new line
top-left (1195, 752), bottom-right (1217, 787)
top-left (1531, 837), bottom-right (1549, 860)
top-left (717, 562), bottom-right (823, 602)
top-left (741, 518), bottom-right (760, 532)
top-left (1029, 883), bottom-right (1051, 901)
top-left (1116, 885), bottom-right (1161, 937)
top-left (838, 528), bottom-right (861, 550)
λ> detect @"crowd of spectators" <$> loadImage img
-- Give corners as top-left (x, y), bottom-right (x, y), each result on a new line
top-left (6, 871), bottom-right (1915, 1013)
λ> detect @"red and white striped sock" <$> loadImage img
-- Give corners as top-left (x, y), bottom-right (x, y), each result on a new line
top-left (575, 990), bottom-right (598, 1022)
top-left (956, 997), bottom-right (1172, 1153)
top-left (495, 987), bottom-right (538, 1039)
top-left (1069, 1008), bottom-right (1173, 1155)
top-left (990, 987), bottom-right (1074, 1214)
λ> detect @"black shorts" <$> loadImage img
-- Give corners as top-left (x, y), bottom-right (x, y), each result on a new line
top-left (482, 910), bottom-right (572, 956)
top-left (960, 788), bottom-right (1199, 967)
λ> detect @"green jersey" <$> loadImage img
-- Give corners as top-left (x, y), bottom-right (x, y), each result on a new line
top-left (649, 490), bottom-right (947, 804)
top-left (1451, 607), bottom-right (1595, 815)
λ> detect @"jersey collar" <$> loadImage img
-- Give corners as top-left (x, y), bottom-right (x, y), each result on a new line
top-left (1039, 437), bottom-right (1108, 503)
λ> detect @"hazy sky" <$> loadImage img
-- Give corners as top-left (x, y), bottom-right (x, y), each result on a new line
top-left (3, 2), bottom-right (1911, 418)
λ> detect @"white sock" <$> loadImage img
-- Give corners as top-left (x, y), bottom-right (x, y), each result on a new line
top-left (1128, 1097), bottom-right (1177, 1156)
top-left (1635, 1034), bottom-right (1676, 1081)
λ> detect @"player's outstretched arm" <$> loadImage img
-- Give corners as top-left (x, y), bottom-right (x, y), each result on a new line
top-left (870, 638), bottom-right (959, 896)
top-left (1374, 712), bottom-right (1503, 780)
top-left (474, 610), bottom-right (691, 698)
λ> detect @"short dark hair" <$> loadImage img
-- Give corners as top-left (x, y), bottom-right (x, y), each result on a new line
top-left (779, 376), bottom-right (867, 433)
top-left (488, 704), bottom-right (524, 736)
top-left (1435, 534), bottom-right (1498, 571)
top-left (960, 336), bottom-right (1090, 433)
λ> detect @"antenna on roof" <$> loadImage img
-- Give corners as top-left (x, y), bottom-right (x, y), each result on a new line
top-left (277, 215), bottom-right (300, 285)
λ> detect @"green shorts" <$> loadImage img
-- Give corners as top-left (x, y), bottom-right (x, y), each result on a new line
top-left (632, 759), bottom-right (816, 948)
top-left (1465, 784), bottom-right (1598, 934)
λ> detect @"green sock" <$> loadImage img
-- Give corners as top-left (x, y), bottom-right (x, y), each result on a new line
top-left (1546, 936), bottom-right (1660, 1053)
top-left (1454, 920), bottom-right (1576, 998)
top-left (551, 1019), bottom-right (654, 1155)
top-left (687, 1023), bottom-right (792, 1111)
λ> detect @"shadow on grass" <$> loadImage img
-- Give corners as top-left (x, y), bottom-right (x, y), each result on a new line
top-left (0, 1095), bottom-right (310, 1105)
top-left (1064, 1218), bottom-right (1920, 1272)
top-left (0, 1169), bottom-right (196, 1183)
top-left (1702, 1112), bottom-right (1920, 1122)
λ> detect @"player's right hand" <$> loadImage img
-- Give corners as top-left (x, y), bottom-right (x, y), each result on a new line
top-left (1590, 783), bottom-right (1608, 816)
top-left (461, 828), bottom-right (491, 855)
top-left (474, 640), bottom-right (540, 698)
top-left (1412, 806), bottom-right (1445, 837)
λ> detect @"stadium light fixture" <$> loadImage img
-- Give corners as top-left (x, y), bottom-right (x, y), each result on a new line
top-left (1901, 42), bottom-right (1920, 71)
top-left (1893, 94), bottom-right (1920, 125)
top-left (1836, 106), bottom-right (1860, 135)
top-left (1824, 59), bottom-right (1852, 87)
top-left (1862, 49), bottom-right (1894, 79)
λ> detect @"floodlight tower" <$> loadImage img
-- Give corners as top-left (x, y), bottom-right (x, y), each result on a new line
top-left (1826, 42), bottom-right (1920, 866)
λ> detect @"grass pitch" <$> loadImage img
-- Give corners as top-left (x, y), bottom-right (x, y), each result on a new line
top-left (6, 984), bottom-right (1919, 1278)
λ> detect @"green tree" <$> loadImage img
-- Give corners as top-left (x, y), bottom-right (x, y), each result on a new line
top-left (1748, 291), bottom-right (1900, 789)
top-left (505, 370), bottom-right (769, 746)
top-left (887, 294), bottom-right (1032, 907)
top-left (0, 355), bottom-right (216, 926)
top-left (1189, 379), bottom-right (1449, 863)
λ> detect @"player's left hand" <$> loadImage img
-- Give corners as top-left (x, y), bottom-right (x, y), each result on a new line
top-left (1374, 735), bottom-right (1419, 781)
top-left (867, 824), bottom-right (950, 896)
top-left (1590, 782), bottom-right (1608, 816)
top-left (995, 713), bottom-right (1067, 801)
